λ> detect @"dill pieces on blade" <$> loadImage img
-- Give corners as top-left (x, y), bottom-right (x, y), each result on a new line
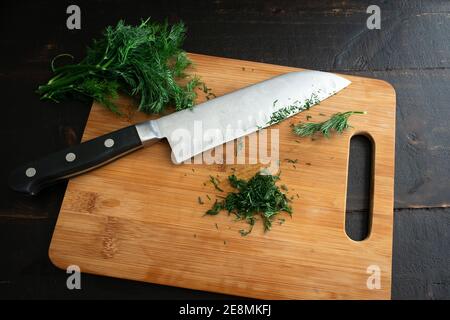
top-left (37, 19), bottom-right (204, 114)
top-left (267, 92), bottom-right (321, 126)
top-left (205, 173), bottom-right (292, 236)
top-left (293, 111), bottom-right (366, 138)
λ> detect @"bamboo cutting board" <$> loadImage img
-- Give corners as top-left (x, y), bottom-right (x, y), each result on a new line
top-left (49, 53), bottom-right (395, 299)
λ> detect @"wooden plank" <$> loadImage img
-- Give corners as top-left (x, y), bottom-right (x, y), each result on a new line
top-left (392, 207), bottom-right (450, 300)
top-left (49, 53), bottom-right (395, 299)
top-left (181, 0), bottom-right (450, 71)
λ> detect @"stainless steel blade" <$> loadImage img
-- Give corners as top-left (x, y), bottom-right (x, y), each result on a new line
top-left (136, 70), bottom-right (351, 163)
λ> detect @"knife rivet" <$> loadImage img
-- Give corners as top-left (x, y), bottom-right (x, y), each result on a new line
top-left (25, 168), bottom-right (36, 177)
top-left (65, 153), bottom-right (76, 162)
top-left (104, 138), bottom-right (114, 148)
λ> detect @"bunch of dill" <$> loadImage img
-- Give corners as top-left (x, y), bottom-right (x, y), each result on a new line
top-left (37, 19), bottom-right (202, 114)
top-left (206, 173), bottom-right (292, 236)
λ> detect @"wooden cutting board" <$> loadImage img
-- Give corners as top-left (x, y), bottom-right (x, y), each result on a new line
top-left (49, 53), bottom-right (395, 299)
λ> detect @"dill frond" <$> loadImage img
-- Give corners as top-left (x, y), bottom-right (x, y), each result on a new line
top-left (292, 111), bottom-right (366, 138)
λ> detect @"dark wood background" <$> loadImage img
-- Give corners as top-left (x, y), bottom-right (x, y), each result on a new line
top-left (1, 0), bottom-right (449, 299)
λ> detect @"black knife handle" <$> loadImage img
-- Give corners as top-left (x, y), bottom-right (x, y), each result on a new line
top-left (9, 125), bottom-right (143, 195)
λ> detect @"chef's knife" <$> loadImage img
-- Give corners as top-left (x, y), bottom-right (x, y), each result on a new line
top-left (9, 70), bottom-right (350, 195)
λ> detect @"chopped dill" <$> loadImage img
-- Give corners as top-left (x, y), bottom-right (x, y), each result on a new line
top-left (206, 200), bottom-right (222, 215)
top-left (209, 175), bottom-right (223, 192)
top-left (205, 173), bottom-right (292, 236)
top-left (202, 83), bottom-right (216, 100)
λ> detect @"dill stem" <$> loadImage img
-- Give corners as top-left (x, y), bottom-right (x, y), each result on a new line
top-left (38, 71), bottom-right (88, 93)
top-left (39, 64), bottom-right (112, 94)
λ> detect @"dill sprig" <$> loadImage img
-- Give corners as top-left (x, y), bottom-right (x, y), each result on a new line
top-left (292, 111), bottom-right (366, 138)
top-left (37, 18), bottom-right (203, 114)
top-left (205, 173), bottom-right (292, 236)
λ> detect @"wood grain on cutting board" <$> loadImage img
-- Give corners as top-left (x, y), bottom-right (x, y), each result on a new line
top-left (49, 53), bottom-right (396, 299)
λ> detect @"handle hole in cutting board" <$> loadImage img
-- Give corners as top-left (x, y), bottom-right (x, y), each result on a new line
top-left (345, 135), bottom-right (373, 241)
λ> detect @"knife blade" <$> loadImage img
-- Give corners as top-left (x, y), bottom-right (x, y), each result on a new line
top-left (9, 70), bottom-right (350, 195)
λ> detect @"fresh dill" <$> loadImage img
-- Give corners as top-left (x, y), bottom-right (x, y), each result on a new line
top-left (37, 19), bottom-right (204, 114)
top-left (205, 173), bottom-right (292, 236)
top-left (292, 111), bottom-right (366, 138)
top-left (284, 158), bottom-right (298, 164)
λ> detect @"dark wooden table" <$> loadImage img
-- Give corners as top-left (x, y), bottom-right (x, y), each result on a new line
top-left (1, 0), bottom-right (449, 299)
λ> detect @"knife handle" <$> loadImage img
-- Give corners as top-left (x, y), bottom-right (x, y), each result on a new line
top-left (9, 125), bottom-right (143, 195)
